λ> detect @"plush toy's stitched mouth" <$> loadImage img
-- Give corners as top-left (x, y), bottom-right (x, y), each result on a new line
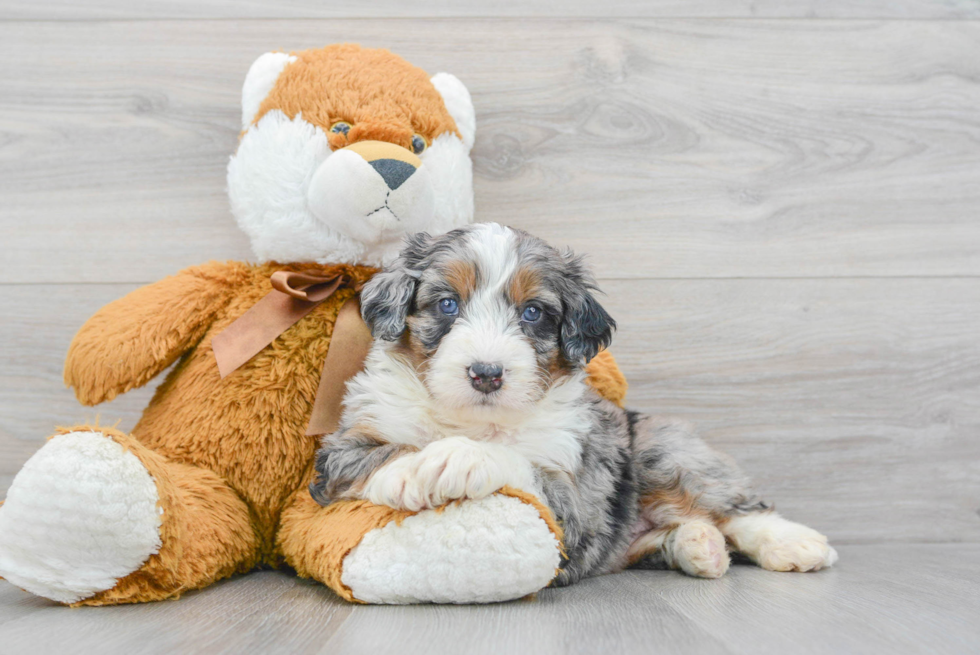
top-left (365, 191), bottom-right (400, 222)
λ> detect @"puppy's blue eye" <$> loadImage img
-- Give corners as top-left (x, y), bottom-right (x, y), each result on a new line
top-left (521, 306), bottom-right (541, 323)
top-left (438, 298), bottom-right (458, 316)
top-left (330, 121), bottom-right (351, 135)
top-left (411, 134), bottom-right (427, 155)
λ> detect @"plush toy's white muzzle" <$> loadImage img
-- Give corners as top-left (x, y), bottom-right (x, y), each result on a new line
top-left (307, 140), bottom-right (435, 247)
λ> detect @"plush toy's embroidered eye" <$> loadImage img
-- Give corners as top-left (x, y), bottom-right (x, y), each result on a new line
top-left (330, 121), bottom-right (351, 135)
top-left (411, 134), bottom-right (427, 155)
top-left (521, 305), bottom-right (542, 323)
top-left (438, 298), bottom-right (458, 316)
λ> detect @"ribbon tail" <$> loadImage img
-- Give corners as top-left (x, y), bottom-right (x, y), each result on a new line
top-left (306, 297), bottom-right (375, 436)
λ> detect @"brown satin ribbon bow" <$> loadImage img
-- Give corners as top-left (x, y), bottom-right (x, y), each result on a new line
top-left (211, 270), bottom-right (374, 437)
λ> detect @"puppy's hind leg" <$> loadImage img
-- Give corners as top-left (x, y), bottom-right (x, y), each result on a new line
top-left (629, 414), bottom-right (836, 576)
top-left (628, 518), bottom-right (730, 579)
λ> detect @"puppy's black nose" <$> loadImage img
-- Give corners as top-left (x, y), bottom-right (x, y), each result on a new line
top-left (468, 362), bottom-right (504, 394)
top-left (369, 158), bottom-right (417, 190)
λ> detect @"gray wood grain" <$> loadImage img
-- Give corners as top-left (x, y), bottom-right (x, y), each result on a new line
top-left (2, 0), bottom-right (978, 19)
top-left (0, 571), bottom-right (354, 654)
top-left (649, 543), bottom-right (980, 655)
top-left (1, 544), bottom-right (978, 655)
top-left (603, 277), bottom-right (980, 544)
top-left (0, 284), bottom-right (155, 485)
top-left (1, 19), bottom-right (978, 283)
top-left (321, 576), bottom-right (732, 655)
top-left (3, 280), bottom-right (978, 544)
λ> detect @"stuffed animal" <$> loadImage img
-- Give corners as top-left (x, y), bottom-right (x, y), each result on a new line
top-left (0, 44), bottom-right (627, 605)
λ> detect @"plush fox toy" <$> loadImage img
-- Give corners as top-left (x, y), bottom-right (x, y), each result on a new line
top-left (0, 44), bottom-right (627, 605)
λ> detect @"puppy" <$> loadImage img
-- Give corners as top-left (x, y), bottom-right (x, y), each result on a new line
top-left (310, 223), bottom-right (837, 585)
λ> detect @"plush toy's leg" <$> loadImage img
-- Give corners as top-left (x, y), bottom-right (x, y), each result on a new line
top-left (277, 484), bottom-right (563, 604)
top-left (0, 427), bottom-right (258, 605)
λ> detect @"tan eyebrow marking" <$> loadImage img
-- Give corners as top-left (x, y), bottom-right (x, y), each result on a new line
top-left (508, 265), bottom-right (542, 306)
top-left (444, 260), bottom-right (477, 301)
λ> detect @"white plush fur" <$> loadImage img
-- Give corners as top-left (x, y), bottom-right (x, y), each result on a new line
top-left (430, 73), bottom-right (476, 149)
top-left (0, 431), bottom-right (162, 603)
top-left (722, 512), bottom-right (839, 572)
top-left (228, 110), bottom-right (368, 265)
top-left (227, 58), bottom-right (475, 267)
top-left (306, 147), bottom-right (436, 247)
top-left (240, 52), bottom-right (296, 130)
top-left (342, 494), bottom-right (560, 604)
top-left (419, 132), bottom-right (474, 240)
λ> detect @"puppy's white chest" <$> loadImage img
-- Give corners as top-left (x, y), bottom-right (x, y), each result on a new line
top-left (472, 424), bottom-right (519, 446)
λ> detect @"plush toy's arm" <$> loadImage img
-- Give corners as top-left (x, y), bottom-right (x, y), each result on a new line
top-left (279, 479), bottom-right (563, 604)
top-left (65, 262), bottom-right (241, 406)
top-left (585, 349), bottom-right (628, 407)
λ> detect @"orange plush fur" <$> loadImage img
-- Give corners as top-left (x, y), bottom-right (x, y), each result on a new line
top-left (255, 45), bottom-right (460, 151)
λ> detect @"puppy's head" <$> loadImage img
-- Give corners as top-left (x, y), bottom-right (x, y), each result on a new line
top-left (360, 223), bottom-right (615, 412)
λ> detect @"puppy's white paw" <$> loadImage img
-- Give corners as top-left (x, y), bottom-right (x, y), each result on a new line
top-left (364, 437), bottom-right (534, 511)
top-left (414, 437), bottom-right (511, 507)
top-left (669, 520), bottom-right (730, 579)
top-left (756, 528), bottom-right (838, 573)
top-left (363, 455), bottom-right (429, 511)
top-left (724, 512), bottom-right (838, 573)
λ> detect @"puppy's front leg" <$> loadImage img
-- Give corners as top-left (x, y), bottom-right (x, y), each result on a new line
top-left (722, 512), bottom-right (838, 573)
top-left (365, 437), bottom-right (537, 511)
top-left (310, 428), bottom-right (418, 507)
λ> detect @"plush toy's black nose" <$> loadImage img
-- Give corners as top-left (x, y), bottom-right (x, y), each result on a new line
top-left (468, 362), bottom-right (504, 394)
top-left (369, 158), bottom-right (416, 190)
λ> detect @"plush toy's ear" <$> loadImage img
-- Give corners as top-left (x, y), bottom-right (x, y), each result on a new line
top-left (241, 52), bottom-right (297, 131)
top-left (430, 73), bottom-right (476, 151)
top-left (360, 233), bottom-right (432, 340)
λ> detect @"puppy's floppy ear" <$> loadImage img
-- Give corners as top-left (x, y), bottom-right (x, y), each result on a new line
top-left (558, 250), bottom-right (616, 364)
top-left (360, 233), bottom-right (431, 340)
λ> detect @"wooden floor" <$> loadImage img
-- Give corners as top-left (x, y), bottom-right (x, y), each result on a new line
top-left (1, 1), bottom-right (979, 653)
top-left (2, 545), bottom-right (979, 654)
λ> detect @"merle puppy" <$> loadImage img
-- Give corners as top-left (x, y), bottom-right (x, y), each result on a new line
top-left (310, 223), bottom-right (837, 585)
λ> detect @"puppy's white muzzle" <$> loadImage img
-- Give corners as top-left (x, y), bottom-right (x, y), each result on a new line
top-left (307, 140), bottom-right (435, 247)
top-left (427, 313), bottom-right (542, 412)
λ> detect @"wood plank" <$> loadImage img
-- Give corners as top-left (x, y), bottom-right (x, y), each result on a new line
top-left (2, 0), bottom-right (978, 20)
top-left (1, 19), bottom-right (978, 283)
top-left (2, 545), bottom-right (977, 655)
top-left (2, 279), bottom-right (978, 545)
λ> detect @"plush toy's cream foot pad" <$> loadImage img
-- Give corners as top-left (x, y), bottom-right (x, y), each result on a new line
top-left (0, 431), bottom-right (162, 603)
top-left (340, 490), bottom-right (562, 604)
